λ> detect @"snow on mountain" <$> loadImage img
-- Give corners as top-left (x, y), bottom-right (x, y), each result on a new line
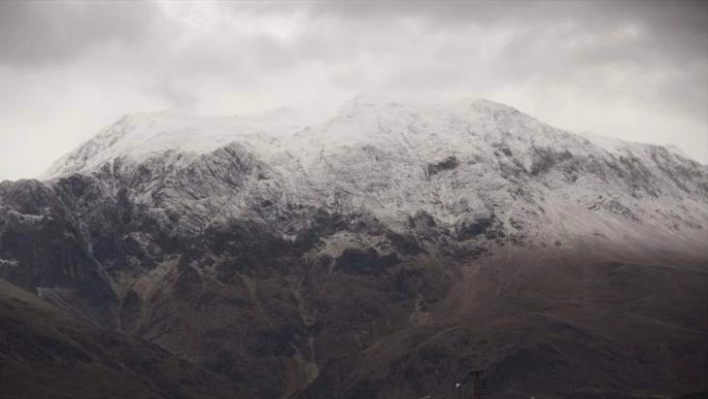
top-left (42, 108), bottom-right (324, 179)
top-left (36, 96), bottom-right (708, 255)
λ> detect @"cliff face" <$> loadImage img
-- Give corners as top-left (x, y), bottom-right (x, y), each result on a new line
top-left (1, 96), bottom-right (707, 398)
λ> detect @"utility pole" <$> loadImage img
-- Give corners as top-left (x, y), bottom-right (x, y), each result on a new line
top-left (472, 369), bottom-right (484, 399)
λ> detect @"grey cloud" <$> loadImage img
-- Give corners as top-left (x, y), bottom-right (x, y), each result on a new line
top-left (1, 0), bottom-right (707, 181)
top-left (653, 64), bottom-right (708, 123)
top-left (305, 0), bottom-right (708, 65)
top-left (384, 63), bottom-right (473, 90)
top-left (0, 0), bottom-right (160, 67)
top-left (247, 35), bottom-right (296, 71)
top-left (305, 0), bottom-right (707, 30)
top-left (145, 80), bottom-right (199, 111)
top-left (204, 1), bottom-right (708, 126)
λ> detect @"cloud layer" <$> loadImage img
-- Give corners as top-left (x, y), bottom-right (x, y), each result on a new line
top-left (1, 0), bottom-right (706, 180)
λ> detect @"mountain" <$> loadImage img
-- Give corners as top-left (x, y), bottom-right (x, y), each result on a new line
top-left (1, 96), bottom-right (707, 398)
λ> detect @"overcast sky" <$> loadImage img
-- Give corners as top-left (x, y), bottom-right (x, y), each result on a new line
top-left (1, 0), bottom-right (707, 180)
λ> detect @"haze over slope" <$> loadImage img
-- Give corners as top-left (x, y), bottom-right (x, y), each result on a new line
top-left (1, 96), bottom-right (707, 398)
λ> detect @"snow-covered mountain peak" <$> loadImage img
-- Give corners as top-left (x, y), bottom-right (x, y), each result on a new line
top-left (41, 96), bottom-right (707, 219)
top-left (311, 95), bottom-right (588, 173)
top-left (17, 94), bottom-right (707, 273)
top-left (337, 94), bottom-right (517, 116)
top-left (41, 107), bottom-right (324, 179)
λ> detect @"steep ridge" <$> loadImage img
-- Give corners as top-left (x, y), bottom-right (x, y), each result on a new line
top-left (1, 96), bottom-right (707, 398)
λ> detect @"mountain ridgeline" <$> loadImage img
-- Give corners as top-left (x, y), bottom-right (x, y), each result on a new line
top-left (1, 97), bottom-right (707, 398)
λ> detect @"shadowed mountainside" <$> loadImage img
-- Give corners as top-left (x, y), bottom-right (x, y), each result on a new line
top-left (0, 278), bottom-right (246, 399)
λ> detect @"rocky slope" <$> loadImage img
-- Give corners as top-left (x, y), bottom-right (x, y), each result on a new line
top-left (1, 96), bottom-right (707, 398)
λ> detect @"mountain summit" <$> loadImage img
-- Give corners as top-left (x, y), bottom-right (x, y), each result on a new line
top-left (39, 96), bottom-right (708, 249)
top-left (1, 96), bottom-right (707, 398)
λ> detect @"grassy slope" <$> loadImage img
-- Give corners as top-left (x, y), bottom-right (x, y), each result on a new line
top-left (0, 278), bottom-right (246, 399)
